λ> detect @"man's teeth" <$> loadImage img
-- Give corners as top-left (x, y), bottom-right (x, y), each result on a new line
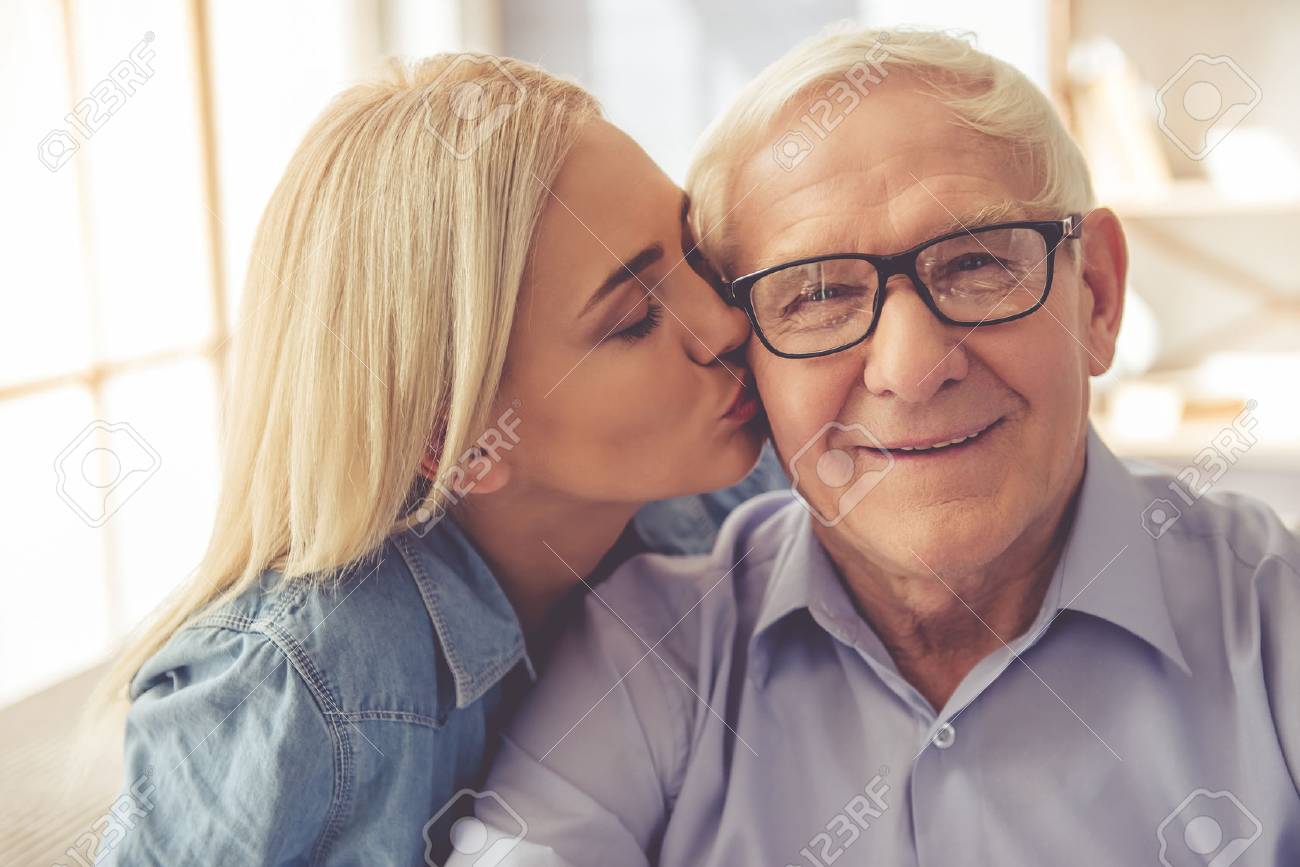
top-left (894, 430), bottom-right (982, 452)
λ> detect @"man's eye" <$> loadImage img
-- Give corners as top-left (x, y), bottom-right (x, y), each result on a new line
top-left (778, 284), bottom-right (837, 317)
top-left (947, 253), bottom-right (999, 272)
top-left (785, 284), bottom-right (843, 310)
top-left (802, 285), bottom-right (841, 303)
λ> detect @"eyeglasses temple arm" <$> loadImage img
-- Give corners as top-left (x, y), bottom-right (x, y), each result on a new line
top-left (1064, 213), bottom-right (1085, 239)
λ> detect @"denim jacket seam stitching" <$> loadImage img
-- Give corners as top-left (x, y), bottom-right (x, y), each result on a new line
top-left (184, 581), bottom-right (307, 637)
top-left (328, 708), bottom-right (446, 729)
top-left (176, 612), bottom-right (353, 862)
top-left (258, 620), bottom-right (353, 866)
top-left (188, 611), bottom-right (255, 633)
top-left (261, 580), bottom-right (308, 625)
top-left (186, 607), bottom-right (308, 642)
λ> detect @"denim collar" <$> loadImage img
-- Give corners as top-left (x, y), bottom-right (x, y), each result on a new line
top-left (751, 424), bottom-right (1190, 685)
top-left (393, 516), bottom-right (532, 709)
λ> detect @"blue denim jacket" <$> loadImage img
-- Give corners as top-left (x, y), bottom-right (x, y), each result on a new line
top-left (108, 450), bottom-right (785, 866)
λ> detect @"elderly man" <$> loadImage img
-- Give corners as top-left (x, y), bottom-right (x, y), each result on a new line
top-left (450, 27), bottom-right (1300, 866)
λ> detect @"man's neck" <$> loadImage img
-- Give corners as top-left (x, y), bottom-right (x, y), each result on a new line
top-left (818, 475), bottom-right (1083, 713)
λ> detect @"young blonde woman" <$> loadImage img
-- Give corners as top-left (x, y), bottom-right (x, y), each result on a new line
top-left (103, 55), bottom-right (779, 865)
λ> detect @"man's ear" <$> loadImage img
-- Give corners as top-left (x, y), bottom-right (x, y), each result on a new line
top-left (1077, 207), bottom-right (1128, 377)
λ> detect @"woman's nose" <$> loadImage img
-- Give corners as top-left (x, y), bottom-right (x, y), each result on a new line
top-left (682, 277), bottom-right (752, 365)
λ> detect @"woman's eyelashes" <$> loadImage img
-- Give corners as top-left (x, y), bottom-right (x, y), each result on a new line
top-left (612, 300), bottom-right (663, 344)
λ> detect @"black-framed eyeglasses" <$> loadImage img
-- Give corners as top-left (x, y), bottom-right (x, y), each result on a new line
top-left (723, 214), bottom-right (1084, 359)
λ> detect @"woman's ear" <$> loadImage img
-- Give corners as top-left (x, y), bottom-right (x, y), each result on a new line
top-left (418, 445), bottom-right (512, 495)
top-left (417, 438), bottom-right (443, 482)
top-left (419, 404), bottom-right (522, 495)
top-left (460, 448), bottom-right (512, 496)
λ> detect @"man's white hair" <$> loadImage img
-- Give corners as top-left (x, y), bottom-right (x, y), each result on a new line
top-left (687, 24), bottom-right (1095, 273)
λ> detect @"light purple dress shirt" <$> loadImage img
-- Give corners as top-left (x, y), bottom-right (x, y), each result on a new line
top-left (450, 428), bottom-right (1300, 866)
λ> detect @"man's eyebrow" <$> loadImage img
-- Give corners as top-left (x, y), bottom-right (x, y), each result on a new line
top-left (926, 202), bottom-right (1024, 238)
top-left (750, 202), bottom-right (1030, 269)
top-left (581, 243), bottom-right (664, 316)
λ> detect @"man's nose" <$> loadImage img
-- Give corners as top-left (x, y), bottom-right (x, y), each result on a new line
top-left (861, 276), bottom-right (968, 401)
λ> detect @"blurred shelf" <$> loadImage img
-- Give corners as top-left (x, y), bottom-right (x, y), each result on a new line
top-left (1095, 417), bottom-right (1300, 467)
top-left (1102, 181), bottom-right (1300, 219)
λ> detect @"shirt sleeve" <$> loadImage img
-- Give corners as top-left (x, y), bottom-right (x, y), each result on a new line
top-left (447, 581), bottom-right (692, 867)
top-left (107, 624), bottom-right (336, 866)
top-left (1259, 539), bottom-right (1300, 793)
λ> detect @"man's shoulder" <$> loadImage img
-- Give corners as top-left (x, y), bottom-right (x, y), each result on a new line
top-left (585, 490), bottom-right (802, 649)
top-left (1123, 460), bottom-right (1300, 641)
top-left (1125, 459), bottom-right (1300, 580)
top-left (514, 491), bottom-right (804, 771)
top-left (633, 444), bottom-right (790, 556)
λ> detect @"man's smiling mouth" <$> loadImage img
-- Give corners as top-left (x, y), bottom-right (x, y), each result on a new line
top-left (877, 418), bottom-right (1003, 456)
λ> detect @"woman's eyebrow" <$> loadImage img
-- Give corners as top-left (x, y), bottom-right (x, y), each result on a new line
top-left (580, 243), bottom-right (664, 316)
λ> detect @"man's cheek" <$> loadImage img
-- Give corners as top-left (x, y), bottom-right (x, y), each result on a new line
top-left (755, 353), bottom-right (860, 451)
top-left (761, 386), bottom-right (824, 457)
top-left (766, 416), bottom-right (805, 474)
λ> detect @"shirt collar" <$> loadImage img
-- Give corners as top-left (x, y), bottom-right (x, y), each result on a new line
top-left (750, 423), bottom-right (1189, 686)
top-left (1050, 426), bottom-right (1190, 674)
top-left (394, 516), bottom-right (532, 709)
top-left (751, 506), bottom-right (821, 640)
top-left (749, 504), bottom-right (876, 685)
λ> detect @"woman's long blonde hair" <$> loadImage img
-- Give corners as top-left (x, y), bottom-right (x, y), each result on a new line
top-left (104, 55), bottom-right (599, 700)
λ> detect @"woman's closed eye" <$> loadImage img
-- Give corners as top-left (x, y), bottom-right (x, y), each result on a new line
top-left (613, 300), bottom-right (663, 344)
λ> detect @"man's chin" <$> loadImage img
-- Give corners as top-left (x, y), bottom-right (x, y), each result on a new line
top-left (833, 499), bottom-right (1019, 578)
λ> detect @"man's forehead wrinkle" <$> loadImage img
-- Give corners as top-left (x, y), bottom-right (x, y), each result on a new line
top-left (742, 171), bottom-right (1015, 264)
top-left (748, 213), bottom-right (870, 268)
top-left (728, 111), bottom-right (1033, 273)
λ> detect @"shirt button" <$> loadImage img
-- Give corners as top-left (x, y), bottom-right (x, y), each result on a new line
top-left (932, 722), bottom-right (956, 749)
